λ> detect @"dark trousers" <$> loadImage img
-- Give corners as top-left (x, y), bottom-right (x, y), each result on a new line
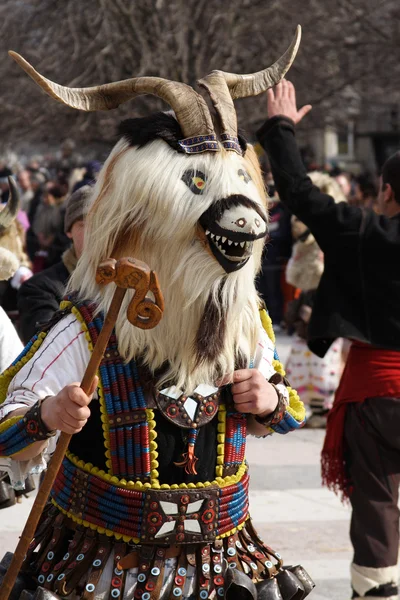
top-left (344, 398), bottom-right (400, 569)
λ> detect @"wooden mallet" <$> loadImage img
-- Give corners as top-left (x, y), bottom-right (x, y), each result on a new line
top-left (0, 257), bottom-right (164, 600)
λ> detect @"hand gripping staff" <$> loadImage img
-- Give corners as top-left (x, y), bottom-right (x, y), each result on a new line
top-left (0, 257), bottom-right (164, 600)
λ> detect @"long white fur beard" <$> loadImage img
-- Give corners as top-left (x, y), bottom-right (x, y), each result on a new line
top-left (100, 241), bottom-right (260, 393)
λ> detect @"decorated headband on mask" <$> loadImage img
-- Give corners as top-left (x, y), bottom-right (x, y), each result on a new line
top-left (9, 26), bottom-right (301, 156)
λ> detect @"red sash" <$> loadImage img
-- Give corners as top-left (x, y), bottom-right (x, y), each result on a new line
top-left (321, 341), bottom-right (400, 500)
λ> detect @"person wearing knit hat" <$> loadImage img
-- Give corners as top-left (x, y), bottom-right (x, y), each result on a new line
top-left (64, 184), bottom-right (91, 234)
top-left (17, 185), bottom-right (93, 344)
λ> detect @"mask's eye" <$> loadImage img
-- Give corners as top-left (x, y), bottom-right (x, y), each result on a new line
top-left (182, 169), bottom-right (207, 195)
top-left (238, 169), bottom-right (251, 183)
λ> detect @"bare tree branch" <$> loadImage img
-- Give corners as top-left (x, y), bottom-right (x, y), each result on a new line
top-left (0, 0), bottom-right (398, 147)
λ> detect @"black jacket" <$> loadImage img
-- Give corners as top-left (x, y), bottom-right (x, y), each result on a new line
top-left (257, 116), bottom-right (400, 357)
top-left (17, 261), bottom-right (69, 344)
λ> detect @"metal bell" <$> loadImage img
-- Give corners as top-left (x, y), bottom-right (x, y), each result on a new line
top-left (19, 592), bottom-right (34, 600)
top-left (0, 480), bottom-right (16, 508)
top-left (225, 567), bottom-right (258, 600)
top-left (256, 577), bottom-right (284, 600)
top-left (32, 587), bottom-right (61, 600)
top-left (288, 566), bottom-right (315, 597)
top-left (0, 554), bottom-right (36, 600)
top-left (0, 552), bottom-right (14, 571)
top-left (276, 569), bottom-right (305, 600)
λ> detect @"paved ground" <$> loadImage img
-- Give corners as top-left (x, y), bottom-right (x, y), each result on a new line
top-left (0, 333), bottom-right (354, 599)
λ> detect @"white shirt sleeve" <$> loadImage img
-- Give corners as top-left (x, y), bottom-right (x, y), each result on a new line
top-left (0, 312), bottom-right (91, 489)
top-left (252, 326), bottom-right (276, 380)
top-left (252, 326), bottom-right (289, 404)
top-left (0, 312), bottom-right (91, 419)
top-left (0, 306), bottom-right (23, 373)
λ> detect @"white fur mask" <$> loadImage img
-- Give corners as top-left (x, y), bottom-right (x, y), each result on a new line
top-left (70, 120), bottom-right (269, 393)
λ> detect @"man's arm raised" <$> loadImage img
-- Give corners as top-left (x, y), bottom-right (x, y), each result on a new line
top-left (257, 80), bottom-right (362, 248)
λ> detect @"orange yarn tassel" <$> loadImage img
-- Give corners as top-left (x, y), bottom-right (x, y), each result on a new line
top-left (174, 444), bottom-right (198, 475)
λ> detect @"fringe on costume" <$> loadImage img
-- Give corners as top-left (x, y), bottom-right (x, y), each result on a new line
top-left (21, 505), bottom-right (283, 600)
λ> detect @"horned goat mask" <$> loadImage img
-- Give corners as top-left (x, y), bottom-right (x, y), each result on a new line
top-left (9, 26), bottom-right (301, 275)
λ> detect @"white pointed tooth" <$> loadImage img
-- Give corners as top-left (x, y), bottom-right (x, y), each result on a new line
top-left (228, 240), bottom-right (233, 246)
top-left (233, 242), bottom-right (239, 246)
top-left (215, 236), bottom-right (221, 241)
top-left (210, 233), bottom-right (215, 239)
top-left (239, 241), bottom-right (244, 248)
top-left (222, 237), bottom-right (227, 244)
top-left (206, 230), bottom-right (210, 235)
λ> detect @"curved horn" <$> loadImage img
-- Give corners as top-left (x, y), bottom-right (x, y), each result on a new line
top-left (212, 25), bottom-right (302, 99)
top-left (197, 26), bottom-right (301, 140)
top-left (8, 51), bottom-right (215, 139)
top-left (0, 176), bottom-right (20, 232)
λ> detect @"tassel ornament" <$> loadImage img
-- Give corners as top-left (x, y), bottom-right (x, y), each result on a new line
top-left (174, 428), bottom-right (199, 474)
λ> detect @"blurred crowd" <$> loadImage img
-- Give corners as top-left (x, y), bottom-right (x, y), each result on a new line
top-left (0, 140), bottom-right (101, 321)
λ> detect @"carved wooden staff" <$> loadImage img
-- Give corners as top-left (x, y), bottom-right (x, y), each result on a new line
top-left (0, 257), bottom-right (164, 600)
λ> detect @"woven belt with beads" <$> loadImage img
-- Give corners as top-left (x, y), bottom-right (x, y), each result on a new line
top-left (51, 457), bottom-right (249, 543)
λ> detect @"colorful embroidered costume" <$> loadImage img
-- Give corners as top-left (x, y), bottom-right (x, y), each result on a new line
top-left (1, 25), bottom-right (314, 600)
top-left (0, 301), bottom-right (310, 600)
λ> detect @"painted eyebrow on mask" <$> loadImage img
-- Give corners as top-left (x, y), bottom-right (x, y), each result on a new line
top-left (181, 169), bottom-right (208, 195)
top-left (238, 169), bottom-right (252, 183)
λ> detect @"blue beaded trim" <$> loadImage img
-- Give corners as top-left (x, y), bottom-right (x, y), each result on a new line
top-left (220, 134), bottom-right (242, 155)
top-left (178, 135), bottom-right (219, 154)
top-left (0, 398), bottom-right (55, 457)
top-left (271, 410), bottom-right (306, 434)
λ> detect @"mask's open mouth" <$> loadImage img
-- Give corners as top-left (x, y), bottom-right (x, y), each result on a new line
top-left (204, 228), bottom-right (253, 263)
top-left (199, 195), bottom-right (267, 273)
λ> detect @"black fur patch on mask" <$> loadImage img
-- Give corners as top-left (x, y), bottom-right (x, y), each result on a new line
top-left (195, 288), bottom-right (226, 365)
top-left (118, 112), bottom-right (185, 153)
top-left (238, 131), bottom-right (248, 154)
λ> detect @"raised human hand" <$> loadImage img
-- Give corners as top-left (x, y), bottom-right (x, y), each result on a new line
top-left (267, 79), bottom-right (312, 125)
top-left (41, 377), bottom-right (98, 434)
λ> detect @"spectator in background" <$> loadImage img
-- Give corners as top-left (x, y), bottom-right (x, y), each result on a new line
top-left (335, 171), bottom-right (353, 201)
top-left (52, 138), bottom-right (83, 173)
top-left (257, 178), bottom-right (292, 330)
top-left (285, 172), bottom-right (347, 427)
top-left (26, 155), bottom-right (43, 174)
top-left (0, 180), bottom-right (32, 315)
top-left (17, 169), bottom-right (34, 212)
top-left (18, 185), bottom-right (91, 343)
top-left (29, 181), bottom-right (70, 273)
top-left (55, 168), bottom-right (71, 197)
top-left (353, 173), bottom-right (378, 210)
top-left (0, 166), bottom-right (13, 203)
top-left (72, 160), bottom-right (101, 192)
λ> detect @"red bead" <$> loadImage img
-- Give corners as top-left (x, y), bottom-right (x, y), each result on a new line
top-left (146, 582), bottom-right (155, 591)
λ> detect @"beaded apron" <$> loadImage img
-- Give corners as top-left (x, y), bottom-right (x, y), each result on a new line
top-left (9, 300), bottom-right (311, 600)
